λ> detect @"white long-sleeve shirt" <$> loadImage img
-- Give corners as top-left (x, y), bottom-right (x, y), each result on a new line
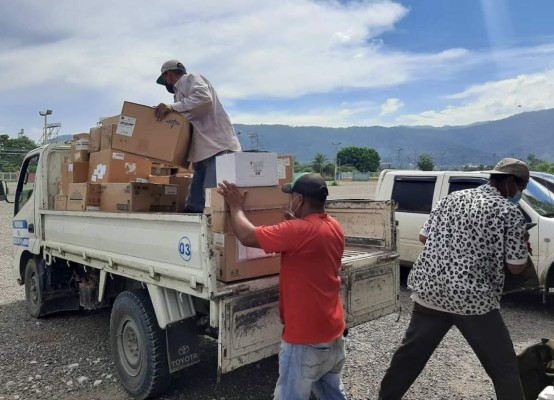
top-left (169, 73), bottom-right (241, 163)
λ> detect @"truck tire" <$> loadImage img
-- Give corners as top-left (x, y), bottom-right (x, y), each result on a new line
top-left (24, 258), bottom-right (45, 318)
top-left (110, 289), bottom-right (171, 399)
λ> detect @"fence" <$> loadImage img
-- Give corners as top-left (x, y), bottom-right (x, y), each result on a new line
top-left (0, 172), bottom-right (18, 181)
top-left (336, 172), bottom-right (380, 181)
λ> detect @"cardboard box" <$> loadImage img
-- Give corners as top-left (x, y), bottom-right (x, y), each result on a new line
top-left (71, 144), bottom-right (89, 163)
top-left (209, 208), bottom-right (286, 234)
top-left (151, 163), bottom-right (178, 176)
top-left (54, 195), bottom-right (67, 210)
top-left (100, 115), bottom-right (120, 127)
top-left (73, 133), bottom-right (90, 141)
top-left (205, 186), bottom-right (289, 212)
top-left (67, 183), bottom-right (101, 211)
top-left (216, 152), bottom-right (279, 187)
top-left (61, 161), bottom-right (89, 195)
top-left (89, 127), bottom-right (101, 152)
top-left (89, 149), bottom-right (152, 184)
top-left (213, 233), bottom-right (280, 282)
top-left (148, 175), bottom-right (192, 212)
top-left (111, 102), bottom-right (191, 167)
top-left (278, 155), bottom-right (294, 185)
top-left (100, 182), bottom-right (178, 212)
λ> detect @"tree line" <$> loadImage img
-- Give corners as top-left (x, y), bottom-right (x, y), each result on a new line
top-left (0, 135), bottom-right (38, 172)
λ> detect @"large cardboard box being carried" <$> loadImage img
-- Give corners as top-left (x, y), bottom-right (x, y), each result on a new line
top-left (67, 183), bottom-right (101, 211)
top-left (89, 149), bottom-right (152, 184)
top-left (111, 102), bottom-right (191, 167)
top-left (205, 186), bottom-right (289, 212)
top-left (149, 175), bottom-right (192, 212)
top-left (205, 187), bottom-right (288, 233)
top-left (213, 233), bottom-right (280, 282)
top-left (100, 182), bottom-right (178, 212)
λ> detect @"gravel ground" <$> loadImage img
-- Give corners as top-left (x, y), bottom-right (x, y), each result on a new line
top-left (1, 181), bottom-right (553, 400)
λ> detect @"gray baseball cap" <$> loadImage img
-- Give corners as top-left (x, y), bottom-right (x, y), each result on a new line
top-left (486, 158), bottom-right (530, 182)
top-left (156, 60), bottom-right (186, 85)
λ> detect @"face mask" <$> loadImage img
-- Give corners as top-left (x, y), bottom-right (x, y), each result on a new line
top-left (165, 84), bottom-right (175, 94)
top-left (509, 190), bottom-right (522, 205)
top-left (505, 180), bottom-right (522, 205)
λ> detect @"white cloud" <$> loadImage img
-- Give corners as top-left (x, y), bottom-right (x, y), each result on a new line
top-left (379, 98), bottom-right (404, 116)
top-left (396, 70), bottom-right (554, 126)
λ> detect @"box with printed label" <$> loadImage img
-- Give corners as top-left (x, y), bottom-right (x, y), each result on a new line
top-left (71, 142), bottom-right (90, 163)
top-left (88, 149), bottom-right (152, 184)
top-left (100, 182), bottom-right (178, 212)
top-left (61, 161), bottom-right (89, 195)
top-left (148, 175), bottom-right (192, 212)
top-left (66, 183), bottom-right (101, 211)
top-left (111, 102), bottom-right (191, 167)
top-left (213, 233), bottom-right (280, 282)
top-left (205, 186), bottom-right (289, 213)
top-left (100, 115), bottom-right (120, 127)
top-left (54, 195), bottom-right (67, 210)
top-left (216, 152), bottom-right (279, 187)
top-left (277, 155), bottom-right (294, 186)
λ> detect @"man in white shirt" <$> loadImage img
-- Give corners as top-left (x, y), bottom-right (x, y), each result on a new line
top-left (154, 60), bottom-right (241, 212)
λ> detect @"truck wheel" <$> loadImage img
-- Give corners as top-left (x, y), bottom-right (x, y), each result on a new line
top-left (24, 258), bottom-right (45, 318)
top-left (110, 290), bottom-right (171, 399)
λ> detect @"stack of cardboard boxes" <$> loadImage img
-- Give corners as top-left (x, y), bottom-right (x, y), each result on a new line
top-left (54, 101), bottom-right (193, 212)
top-left (205, 152), bottom-right (294, 282)
top-left (52, 100), bottom-right (296, 283)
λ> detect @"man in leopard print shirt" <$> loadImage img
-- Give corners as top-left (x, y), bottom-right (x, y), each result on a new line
top-left (378, 158), bottom-right (530, 400)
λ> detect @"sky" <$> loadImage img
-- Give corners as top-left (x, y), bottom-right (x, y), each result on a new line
top-left (2, 0), bottom-right (554, 143)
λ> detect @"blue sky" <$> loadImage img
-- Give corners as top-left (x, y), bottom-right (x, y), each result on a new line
top-left (2, 0), bottom-right (554, 143)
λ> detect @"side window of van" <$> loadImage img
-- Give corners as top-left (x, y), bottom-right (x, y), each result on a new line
top-left (448, 177), bottom-right (488, 194)
top-left (391, 176), bottom-right (436, 213)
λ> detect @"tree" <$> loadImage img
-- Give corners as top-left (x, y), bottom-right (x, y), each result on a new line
top-left (0, 134), bottom-right (38, 172)
top-left (337, 146), bottom-right (380, 172)
top-left (417, 154), bottom-right (434, 171)
top-left (311, 153), bottom-right (329, 175)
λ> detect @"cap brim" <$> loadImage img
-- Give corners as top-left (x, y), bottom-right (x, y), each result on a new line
top-left (156, 74), bottom-right (166, 85)
top-left (281, 183), bottom-right (293, 193)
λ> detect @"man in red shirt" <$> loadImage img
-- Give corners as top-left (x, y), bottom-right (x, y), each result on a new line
top-left (217, 173), bottom-right (348, 400)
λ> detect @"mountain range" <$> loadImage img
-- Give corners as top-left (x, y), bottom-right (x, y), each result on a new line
top-left (56, 108), bottom-right (554, 168)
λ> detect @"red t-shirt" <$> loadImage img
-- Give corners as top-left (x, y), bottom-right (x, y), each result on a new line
top-left (255, 213), bottom-right (346, 344)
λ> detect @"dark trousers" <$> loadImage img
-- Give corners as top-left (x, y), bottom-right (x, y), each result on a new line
top-left (378, 302), bottom-right (524, 400)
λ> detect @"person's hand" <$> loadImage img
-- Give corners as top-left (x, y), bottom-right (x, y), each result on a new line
top-left (216, 181), bottom-right (246, 210)
top-left (154, 103), bottom-right (172, 121)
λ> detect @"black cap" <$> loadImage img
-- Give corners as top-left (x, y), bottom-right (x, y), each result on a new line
top-left (282, 173), bottom-right (328, 201)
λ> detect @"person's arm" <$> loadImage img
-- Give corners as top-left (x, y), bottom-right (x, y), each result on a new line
top-left (216, 181), bottom-right (260, 248)
top-left (504, 211), bottom-right (529, 275)
top-left (170, 74), bottom-right (213, 116)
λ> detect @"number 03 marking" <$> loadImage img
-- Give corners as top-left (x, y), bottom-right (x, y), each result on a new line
top-left (178, 236), bottom-right (192, 262)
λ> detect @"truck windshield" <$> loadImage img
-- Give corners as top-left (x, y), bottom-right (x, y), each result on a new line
top-left (523, 179), bottom-right (554, 218)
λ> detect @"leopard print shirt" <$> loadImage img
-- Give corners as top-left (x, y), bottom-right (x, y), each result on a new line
top-left (408, 184), bottom-right (528, 315)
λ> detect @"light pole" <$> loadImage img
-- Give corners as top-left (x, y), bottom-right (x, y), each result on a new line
top-left (39, 109), bottom-right (52, 144)
top-left (332, 142), bottom-right (341, 181)
top-left (396, 147), bottom-right (403, 169)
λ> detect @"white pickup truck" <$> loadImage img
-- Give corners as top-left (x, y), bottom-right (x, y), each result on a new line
top-left (375, 169), bottom-right (554, 302)
top-left (0, 143), bottom-right (400, 399)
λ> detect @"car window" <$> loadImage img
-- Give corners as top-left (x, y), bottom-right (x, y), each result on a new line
top-left (391, 176), bottom-right (436, 213)
top-left (448, 177), bottom-right (488, 194)
top-left (522, 179), bottom-right (554, 218)
top-left (14, 154), bottom-right (39, 215)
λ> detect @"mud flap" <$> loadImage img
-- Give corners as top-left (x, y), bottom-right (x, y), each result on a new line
top-left (218, 287), bottom-right (282, 375)
top-left (166, 317), bottom-right (201, 373)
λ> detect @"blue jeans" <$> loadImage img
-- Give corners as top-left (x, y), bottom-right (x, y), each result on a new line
top-left (273, 336), bottom-right (347, 400)
top-left (185, 151), bottom-right (232, 212)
